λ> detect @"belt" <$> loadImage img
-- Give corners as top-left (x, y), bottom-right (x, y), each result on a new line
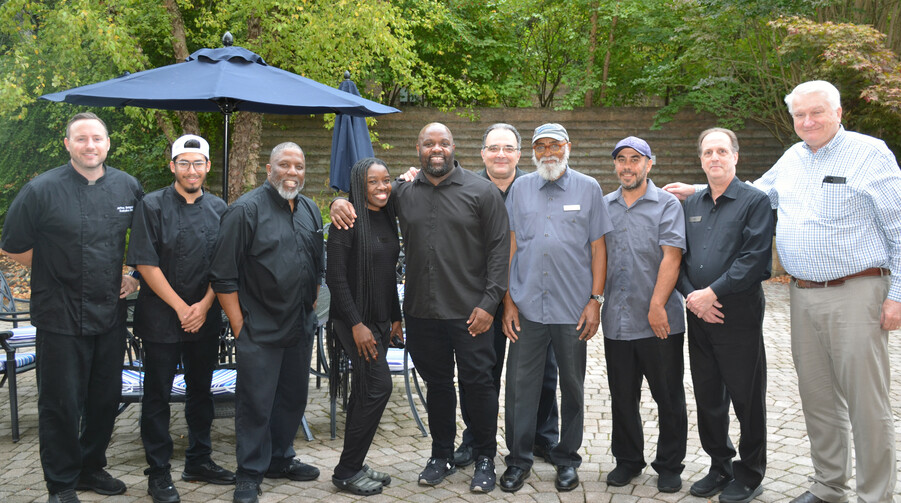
top-left (792, 267), bottom-right (891, 289)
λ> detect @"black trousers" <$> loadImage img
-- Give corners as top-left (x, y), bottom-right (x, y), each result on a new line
top-left (35, 324), bottom-right (126, 494)
top-left (141, 337), bottom-right (219, 475)
top-left (405, 316), bottom-right (497, 461)
top-left (234, 329), bottom-right (313, 483)
top-left (687, 284), bottom-right (767, 487)
top-left (460, 303), bottom-right (559, 449)
top-left (332, 319), bottom-right (393, 479)
top-left (604, 333), bottom-right (687, 476)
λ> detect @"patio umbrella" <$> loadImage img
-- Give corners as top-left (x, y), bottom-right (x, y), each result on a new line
top-left (41, 34), bottom-right (400, 201)
top-left (329, 71), bottom-right (375, 193)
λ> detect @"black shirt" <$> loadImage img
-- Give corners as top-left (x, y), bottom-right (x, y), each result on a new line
top-left (127, 186), bottom-right (227, 343)
top-left (678, 177), bottom-right (774, 298)
top-left (475, 167), bottom-right (526, 201)
top-left (0, 163), bottom-right (143, 335)
top-left (394, 162), bottom-right (510, 319)
top-left (326, 209), bottom-right (401, 327)
top-left (209, 181), bottom-right (323, 347)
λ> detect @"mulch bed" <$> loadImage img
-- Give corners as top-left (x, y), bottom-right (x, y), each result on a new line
top-left (1, 254), bottom-right (31, 300)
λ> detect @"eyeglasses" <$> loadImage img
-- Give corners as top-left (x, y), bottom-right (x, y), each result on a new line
top-left (483, 145), bottom-right (519, 154)
top-left (533, 143), bottom-right (566, 154)
top-left (175, 160), bottom-right (207, 171)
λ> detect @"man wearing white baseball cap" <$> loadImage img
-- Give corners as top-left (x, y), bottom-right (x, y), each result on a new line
top-left (127, 134), bottom-right (233, 503)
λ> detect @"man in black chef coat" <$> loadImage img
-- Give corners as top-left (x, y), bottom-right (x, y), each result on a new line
top-left (1, 112), bottom-right (143, 503)
top-left (127, 134), bottom-right (234, 503)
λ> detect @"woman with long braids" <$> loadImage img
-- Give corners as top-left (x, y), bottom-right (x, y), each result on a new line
top-left (326, 157), bottom-right (402, 496)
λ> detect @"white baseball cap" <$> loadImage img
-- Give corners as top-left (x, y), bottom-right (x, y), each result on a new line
top-left (171, 134), bottom-right (210, 160)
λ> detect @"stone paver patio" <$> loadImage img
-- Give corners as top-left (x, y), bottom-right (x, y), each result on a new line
top-left (2, 281), bottom-right (900, 502)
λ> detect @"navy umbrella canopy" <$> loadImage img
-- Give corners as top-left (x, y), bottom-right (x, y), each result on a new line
top-left (41, 37), bottom-right (400, 200)
top-left (329, 71), bottom-right (376, 193)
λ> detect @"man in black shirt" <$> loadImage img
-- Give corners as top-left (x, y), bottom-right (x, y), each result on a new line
top-left (677, 128), bottom-right (774, 503)
top-left (330, 123), bottom-right (510, 493)
top-left (210, 142), bottom-right (324, 503)
top-left (127, 134), bottom-right (234, 503)
top-left (1, 112), bottom-right (143, 503)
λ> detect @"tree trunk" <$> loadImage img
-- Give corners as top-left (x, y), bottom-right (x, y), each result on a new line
top-left (584, 1), bottom-right (599, 107)
top-left (163, 0), bottom-right (198, 136)
top-left (227, 13), bottom-right (263, 203)
top-left (599, 13), bottom-right (617, 104)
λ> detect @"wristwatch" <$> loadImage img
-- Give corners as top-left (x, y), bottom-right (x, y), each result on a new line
top-left (590, 294), bottom-right (604, 304)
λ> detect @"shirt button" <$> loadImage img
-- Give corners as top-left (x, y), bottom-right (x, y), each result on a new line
top-left (544, 233), bottom-right (549, 237)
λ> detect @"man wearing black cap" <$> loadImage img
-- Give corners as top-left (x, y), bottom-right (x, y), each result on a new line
top-left (127, 134), bottom-right (234, 503)
top-left (602, 137), bottom-right (687, 493)
top-left (500, 123), bottom-right (612, 493)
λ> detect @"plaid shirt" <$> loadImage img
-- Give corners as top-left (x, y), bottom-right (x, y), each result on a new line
top-left (754, 126), bottom-right (901, 302)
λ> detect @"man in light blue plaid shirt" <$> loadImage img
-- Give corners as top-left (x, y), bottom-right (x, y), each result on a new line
top-left (666, 80), bottom-right (901, 503)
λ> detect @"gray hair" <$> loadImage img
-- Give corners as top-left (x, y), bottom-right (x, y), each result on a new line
top-left (697, 127), bottom-right (739, 156)
top-left (784, 81), bottom-right (841, 114)
top-left (269, 142), bottom-right (303, 164)
top-left (482, 123), bottom-right (521, 149)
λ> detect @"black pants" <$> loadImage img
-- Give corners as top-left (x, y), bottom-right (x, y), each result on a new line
top-left (460, 303), bottom-right (559, 449)
top-left (332, 319), bottom-right (393, 479)
top-left (36, 324), bottom-right (126, 494)
top-left (604, 333), bottom-right (687, 476)
top-left (405, 316), bottom-right (497, 461)
top-left (141, 337), bottom-right (219, 475)
top-left (687, 285), bottom-right (767, 487)
top-left (234, 329), bottom-right (313, 483)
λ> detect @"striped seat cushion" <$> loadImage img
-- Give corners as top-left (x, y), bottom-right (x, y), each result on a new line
top-left (121, 369), bottom-right (144, 394)
top-left (171, 368), bottom-right (237, 396)
top-left (386, 347), bottom-right (414, 373)
top-left (5, 326), bottom-right (36, 346)
top-left (0, 352), bottom-right (36, 372)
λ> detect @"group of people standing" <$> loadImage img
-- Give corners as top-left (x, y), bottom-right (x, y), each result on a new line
top-left (0, 78), bottom-right (898, 503)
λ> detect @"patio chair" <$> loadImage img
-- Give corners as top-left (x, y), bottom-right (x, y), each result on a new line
top-left (0, 270), bottom-right (35, 442)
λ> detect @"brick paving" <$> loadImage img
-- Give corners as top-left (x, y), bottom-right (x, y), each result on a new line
top-left (2, 281), bottom-right (900, 502)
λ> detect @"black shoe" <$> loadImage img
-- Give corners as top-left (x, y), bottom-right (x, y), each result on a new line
top-left (148, 473), bottom-right (181, 503)
top-left (499, 466), bottom-right (529, 492)
top-left (453, 444), bottom-right (474, 467)
top-left (470, 456), bottom-right (496, 493)
top-left (719, 480), bottom-right (763, 503)
top-left (533, 443), bottom-right (557, 463)
top-left (264, 459), bottom-right (319, 481)
top-left (418, 457), bottom-right (456, 486)
top-left (657, 472), bottom-right (682, 493)
top-left (332, 470), bottom-right (384, 496)
top-left (606, 465), bottom-right (641, 487)
top-left (182, 461), bottom-right (236, 485)
top-left (790, 491), bottom-right (827, 503)
top-left (47, 489), bottom-right (80, 503)
top-left (555, 465), bottom-right (579, 491)
top-left (690, 471), bottom-right (733, 497)
top-left (76, 469), bottom-right (126, 495)
top-left (232, 480), bottom-right (260, 503)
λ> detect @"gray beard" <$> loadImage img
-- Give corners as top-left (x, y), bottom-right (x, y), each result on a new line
top-left (276, 181), bottom-right (302, 200)
top-left (533, 150), bottom-right (569, 181)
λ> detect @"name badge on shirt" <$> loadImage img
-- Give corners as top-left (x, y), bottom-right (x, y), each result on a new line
top-left (563, 204), bottom-right (580, 211)
top-left (689, 216), bottom-right (702, 223)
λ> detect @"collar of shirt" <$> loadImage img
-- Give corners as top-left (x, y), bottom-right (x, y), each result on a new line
top-left (168, 184), bottom-right (205, 205)
top-left (609, 178), bottom-right (662, 208)
top-left (65, 161), bottom-right (108, 185)
top-left (539, 166), bottom-right (572, 191)
top-left (802, 125), bottom-right (846, 155)
top-left (262, 179), bottom-right (296, 211)
top-left (700, 176), bottom-right (742, 204)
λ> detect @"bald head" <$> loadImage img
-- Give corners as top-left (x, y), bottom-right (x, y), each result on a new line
top-left (418, 122), bottom-right (453, 144)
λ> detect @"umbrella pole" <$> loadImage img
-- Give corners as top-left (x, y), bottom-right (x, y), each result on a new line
top-left (222, 110), bottom-right (231, 202)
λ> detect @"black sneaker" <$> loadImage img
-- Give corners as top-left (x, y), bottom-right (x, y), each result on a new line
top-left (182, 461), bottom-right (236, 485)
top-left (470, 456), bottom-right (496, 493)
top-left (76, 469), bottom-right (126, 495)
top-left (232, 480), bottom-right (261, 503)
top-left (453, 444), bottom-right (474, 467)
top-left (147, 473), bottom-right (181, 503)
top-left (47, 489), bottom-right (80, 503)
top-left (264, 458), bottom-right (319, 481)
top-left (418, 457), bottom-right (456, 486)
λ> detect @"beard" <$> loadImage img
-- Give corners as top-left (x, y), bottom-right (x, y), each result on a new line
top-left (532, 145), bottom-right (569, 181)
top-left (618, 168), bottom-right (648, 191)
top-left (273, 178), bottom-right (303, 200)
top-left (421, 152), bottom-right (455, 178)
